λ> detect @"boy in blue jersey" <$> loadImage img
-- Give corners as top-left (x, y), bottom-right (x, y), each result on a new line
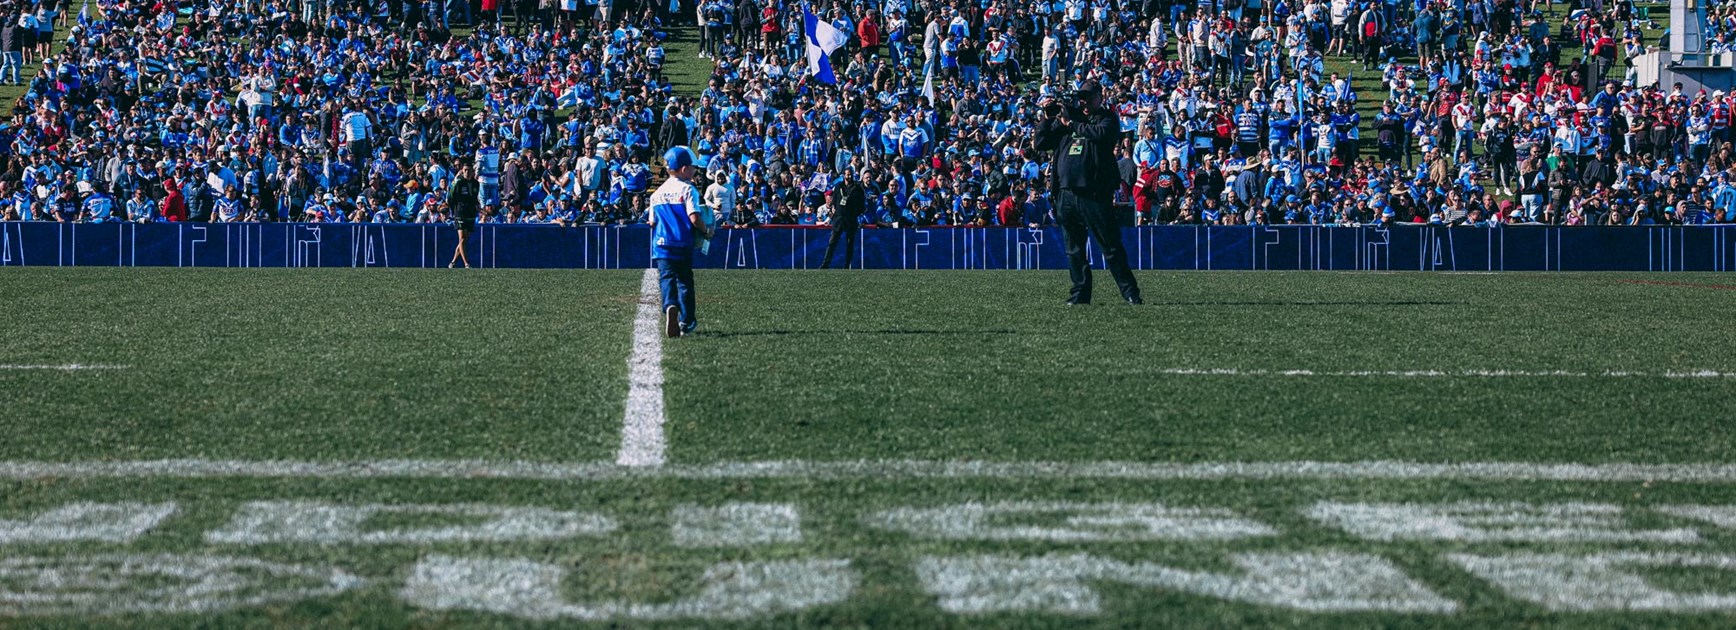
top-left (649, 146), bottom-right (712, 338)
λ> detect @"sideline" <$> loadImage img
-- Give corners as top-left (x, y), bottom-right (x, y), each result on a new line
top-left (615, 268), bottom-right (668, 467)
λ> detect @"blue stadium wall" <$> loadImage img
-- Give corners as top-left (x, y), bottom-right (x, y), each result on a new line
top-left (2, 222), bottom-right (1735, 272)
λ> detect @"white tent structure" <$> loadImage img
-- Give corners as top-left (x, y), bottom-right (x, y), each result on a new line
top-left (1633, 0), bottom-right (1735, 92)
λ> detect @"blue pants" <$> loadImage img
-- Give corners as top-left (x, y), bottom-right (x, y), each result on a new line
top-left (0, 52), bottom-right (20, 84)
top-left (656, 257), bottom-right (696, 329)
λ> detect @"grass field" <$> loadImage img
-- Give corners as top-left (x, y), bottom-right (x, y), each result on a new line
top-left (4, 268), bottom-right (1736, 627)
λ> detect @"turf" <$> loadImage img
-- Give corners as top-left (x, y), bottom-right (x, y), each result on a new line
top-left (0, 268), bottom-right (642, 461)
top-left (4, 268), bottom-right (1736, 629)
top-left (664, 270), bottom-right (1736, 464)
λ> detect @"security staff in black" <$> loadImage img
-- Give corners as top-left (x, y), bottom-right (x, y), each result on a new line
top-left (1035, 83), bottom-right (1143, 305)
top-left (820, 174), bottom-right (866, 269)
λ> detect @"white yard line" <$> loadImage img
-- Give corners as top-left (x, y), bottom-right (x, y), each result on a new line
top-left (0, 364), bottom-right (128, 370)
top-left (1, 460), bottom-right (1735, 483)
top-left (615, 268), bottom-right (668, 467)
top-left (1157, 368), bottom-right (1736, 379)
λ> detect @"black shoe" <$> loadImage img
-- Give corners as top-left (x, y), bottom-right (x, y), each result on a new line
top-left (1126, 296), bottom-right (1144, 305)
top-left (665, 305), bottom-right (681, 338)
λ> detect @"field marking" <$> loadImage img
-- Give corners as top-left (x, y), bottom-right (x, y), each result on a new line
top-left (1157, 368), bottom-right (1736, 379)
top-left (0, 363), bottom-right (128, 371)
top-left (403, 555), bottom-right (856, 621)
top-left (4, 460), bottom-right (1736, 482)
top-left (615, 268), bottom-right (667, 467)
top-left (867, 502), bottom-right (1276, 542)
top-left (0, 502), bottom-right (178, 543)
top-left (1306, 501), bottom-right (1702, 544)
top-left (203, 501), bottom-right (617, 545)
top-left (0, 554), bottom-right (362, 616)
top-left (1658, 505), bottom-right (1736, 529)
top-left (917, 552), bottom-right (1457, 615)
top-left (672, 503), bottom-right (803, 547)
top-left (1449, 553), bottom-right (1736, 612)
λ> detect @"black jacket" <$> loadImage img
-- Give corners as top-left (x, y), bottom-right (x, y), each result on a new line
top-left (1581, 158), bottom-right (1615, 188)
top-left (832, 180), bottom-right (866, 230)
top-left (1035, 106), bottom-right (1122, 201)
top-left (450, 178), bottom-right (481, 220)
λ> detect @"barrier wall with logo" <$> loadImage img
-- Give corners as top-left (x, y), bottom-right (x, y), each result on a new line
top-left (3, 222), bottom-right (1734, 272)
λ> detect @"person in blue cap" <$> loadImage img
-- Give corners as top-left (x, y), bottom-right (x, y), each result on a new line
top-left (649, 145), bottom-right (712, 338)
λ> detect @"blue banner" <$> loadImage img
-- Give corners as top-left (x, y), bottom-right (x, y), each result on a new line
top-left (3, 223), bottom-right (1735, 272)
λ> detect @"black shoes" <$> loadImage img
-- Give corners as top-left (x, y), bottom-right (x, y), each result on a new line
top-left (1066, 294), bottom-right (1141, 306)
top-left (665, 305), bottom-right (681, 338)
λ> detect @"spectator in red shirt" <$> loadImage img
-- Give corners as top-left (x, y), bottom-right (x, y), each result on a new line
top-left (857, 11), bottom-right (881, 57)
top-left (160, 180), bottom-right (187, 222)
top-left (996, 193), bottom-right (1018, 225)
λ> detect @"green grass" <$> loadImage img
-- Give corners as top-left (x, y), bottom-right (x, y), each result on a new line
top-left (661, 25), bottom-right (714, 97)
top-left (3, 269), bottom-right (1736, 627)
top-left (0, 269), bottom-right (642, 461)
top-left (664, 271), bottom-right (1736, 464)
top-left (4, 6), bottom-right (1734, 627)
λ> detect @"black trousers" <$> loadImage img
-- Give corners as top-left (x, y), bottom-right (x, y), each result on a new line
top-left (820, 226), bottom-right (858, 269)
top-left (1056, 189), bottom-right (1140, 303)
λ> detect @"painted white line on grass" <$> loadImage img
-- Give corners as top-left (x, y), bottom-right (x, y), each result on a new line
top-left (0, 554), bottom-right (363, 616)
top-left (867, 502), bottom-right (1276, 542)
top-left (203, 502), bottom-right (617, 545)
top-left (615, 268), bottom-right (667, 467)
top-left (0, 502), bottom-right (179, 543)
top-left (672, 503), bottom-right (804, 547)
top-left (0, 363), bottom-right (128, 370)
top-left (917, 552), bottom-right (1458, 615)
top-left (3, 460), bottom-right (1736, 482)
top-left (1305, 501), bottom-right (1701, 544)
top-left (1158, 368), bottom-right (1736, 378)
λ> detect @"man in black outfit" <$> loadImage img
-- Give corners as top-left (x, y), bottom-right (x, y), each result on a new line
top-left (1035, 83), bottom-right (1142, 305)
top-left (820, 173), bottom-right (866, 269)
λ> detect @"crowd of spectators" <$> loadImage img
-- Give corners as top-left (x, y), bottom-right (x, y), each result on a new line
top-left (2, 0), bottom-right (1735, 228)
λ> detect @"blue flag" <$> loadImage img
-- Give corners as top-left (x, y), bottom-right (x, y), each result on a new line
top-left (803, 6), bottom-right (848, 85)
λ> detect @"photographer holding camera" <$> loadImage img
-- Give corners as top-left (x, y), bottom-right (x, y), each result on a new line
top-left (1034, 82), bottom-right (1143, 305)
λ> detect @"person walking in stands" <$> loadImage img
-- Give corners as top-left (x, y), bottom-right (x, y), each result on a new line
top-left (449, 165), bottom-right (481, 268)
top-left (649, 146), bottom-right (712, 337)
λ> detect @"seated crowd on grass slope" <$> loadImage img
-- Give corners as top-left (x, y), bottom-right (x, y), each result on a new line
top-left (3, 0), bottom-right (1736, 227)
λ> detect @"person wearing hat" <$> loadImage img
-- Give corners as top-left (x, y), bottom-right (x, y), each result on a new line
top-left (1034, 82), bottom-right (1142, 305)
top-left (649, 146), bottom-right (712, 337)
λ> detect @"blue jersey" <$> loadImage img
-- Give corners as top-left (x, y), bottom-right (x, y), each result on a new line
top-left (475, 146), bottom-right (501, 184)
top-left (649, 177), bottom-right (703, 261)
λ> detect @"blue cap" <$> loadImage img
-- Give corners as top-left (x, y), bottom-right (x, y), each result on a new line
top-left (664, 146), bottom-right (696, 170)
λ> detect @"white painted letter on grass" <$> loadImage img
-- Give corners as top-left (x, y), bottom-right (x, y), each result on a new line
top-left (1306, 502), bottom-right (1700, 543)
top-left (0, 554), bottom-right (361, 615)
top-left (0, 502), bottom-right (177, 543)
top-left (1451, 553), bottom-right (1736, 612)
top-left (204, 502), bottom-right (616, 545)
top-left (867, 502), bottom-right (1276, 542)
top-left (672, 503), bottom-right (802, 547)
top-left (401, 555), bottom-right (856, 621)
top-left (1659, 505), bottom-right (1736, 529)
top-left (916, 552), bottom-right (1457, 615)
